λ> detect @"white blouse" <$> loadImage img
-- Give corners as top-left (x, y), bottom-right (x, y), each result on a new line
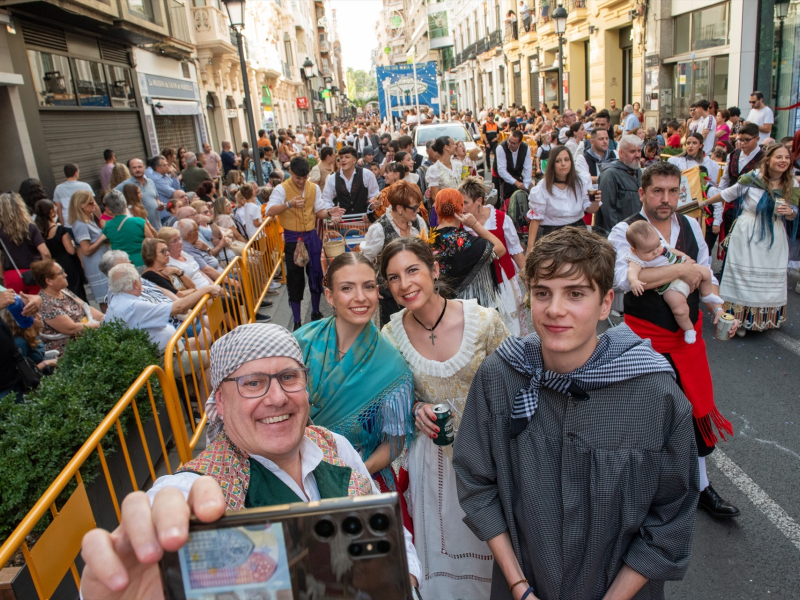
top-left (361, 206), bottom-right (428, 261)
top-left (721, 170), bottom-right (800, 214)
top-left (527, 172), bottom-right (592, 225)
top-left (425, 159), bottom-right (464, 190)
top-left (667, 155), bottom-right (721, 183)
top-left (463, 206), bottom-right (524, 255)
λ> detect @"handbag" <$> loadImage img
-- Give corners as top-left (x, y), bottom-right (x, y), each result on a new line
top-left (322, 229), bottom-right (345, 258)
top-left (0, 236), bottom-right (36, 287)
top-left (294, 234), bottom-right (310, 267)
top-left (13, 346), bottom-right (41, 392)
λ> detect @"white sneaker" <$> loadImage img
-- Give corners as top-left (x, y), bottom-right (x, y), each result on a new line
top-left (269, 281), bottom-right (282, 291)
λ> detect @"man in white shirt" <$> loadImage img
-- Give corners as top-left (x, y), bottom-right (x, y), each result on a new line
top-left (692, 100), bottom-right (716, 156)
top-left (322, 146), bottom-right (380, 214)
top-left (79, 323), bottom-right (422, 600)
top-left (558, 109), bottom-right (577, 144)
top-left (495, 130), bottom-right (532, 202)
top-left (355, 127), bottom-right (372, 157)
top-left (745, 90), bottom-right (774, 143)
top-left (53, 163), bottom-right (94, 226)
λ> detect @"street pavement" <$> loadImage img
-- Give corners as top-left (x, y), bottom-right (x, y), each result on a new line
top-left (261, 264), bottom-right (800, 600)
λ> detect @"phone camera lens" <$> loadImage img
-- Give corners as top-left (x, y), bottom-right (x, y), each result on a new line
top-left (369, 513), bottom-right (391, 532)
top-left (342, 516), bottom-right (363, 535)
top-left (314, 518), bottom-right (336, 538)
top-left (348, 543), bottom-right (363, 556)
top-left (376, 540), bottom-right (391, 553)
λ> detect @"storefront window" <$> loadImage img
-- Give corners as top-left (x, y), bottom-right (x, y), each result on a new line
top-left (712, 56), bottom-right (729, 111)
top-left (128, 0), bottom-right (155, 21)
top-left (673, 2), bottom-right (729, 55)
top-left (672, 56), bottom-right (727, 118)
top-left (27, 50), bottom-right (76, 107)
top-left (105, 65), bottom-right (137, 108)
top-left (773, 1), bottom-right (800, 136)
top-left (674, 14), bottom-right (691, 55)
top-left (74, 59), bottom-right (110, 107)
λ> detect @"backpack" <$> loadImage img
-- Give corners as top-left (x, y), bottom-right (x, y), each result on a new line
top-left (507, 189), bottom-right (530, 231)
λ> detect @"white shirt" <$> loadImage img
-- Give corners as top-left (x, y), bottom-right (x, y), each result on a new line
top-left (463, 206), bottom-right (524, 256)
top-left (425, 159), bottom-right (464, 190)
top-left (496, 144), bottom-right (533, 188)
top-left (694, 114), bottom-right (716, 155)
top-left (608, 209), bottom-right (718, 294)
top-left (666, 155), bottom-right (723, 225)
top-left (527, 173), bottom-right (592, 225)
top-left (146, 431), bottom-right (422, 581)
top-left (321, 168), bottom-right (380, 209)
top-left (235, 202), bottom-right (262, 237)
top-left (575, 149), bottom-right (618, 179)
top-left (361, 206), bottom-right (427, 261)
top-left (746, 105), bottom-right (775, 143)
top-left (53, 180), bottom-right (94, 226)
top-left (168, 251), bottom-right (211, 288)
top-left (719, 148), bottom-right (760, 189)
top-left (296, 133), bottom-right (307, 145)
top-left (267, 183), bottom-right (328, 214)
top-left (720, 169), bottom-right (800, 214)
top-left (104, 291), bottom-right (175, 352)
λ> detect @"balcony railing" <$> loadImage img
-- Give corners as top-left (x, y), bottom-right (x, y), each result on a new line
top-left (192, 5), bottom-right (236, 53)
top-left (489, 28), bottom-right (502, 48)
top-left (464, 41), bottom-right (477, 60)
top-left (168, 0), bottom-right (192, 45)
top-left (476, 38), bottom-right (487, 54)
top-left (319, 40), bottom-right (330, 53)
top-left (504, 22), bottom-right (518, 42)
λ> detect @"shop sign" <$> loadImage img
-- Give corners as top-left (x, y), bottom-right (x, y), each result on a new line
top-left (390, 14), bottom-right (403, 28)
top-left (262, 85), bottom-right (272, 107)
top-left (296, 97), bottom-right (309, 109)
top-left (321, 89), bottom-right (332, 99)
top-left (226, 108), bottom-right (238, 118)
top-left (139, 73), bottom-right (199, 100)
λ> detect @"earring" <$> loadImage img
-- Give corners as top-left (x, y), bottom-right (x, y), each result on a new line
top-left (434, 277), bottom-right (439, 294)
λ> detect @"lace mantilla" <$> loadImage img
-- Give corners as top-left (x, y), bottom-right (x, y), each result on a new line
top-left (383, 299), bottom-right (482, 379)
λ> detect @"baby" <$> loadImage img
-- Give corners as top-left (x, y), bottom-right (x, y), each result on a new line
top-left (626, 220), bottom-right (722, 344)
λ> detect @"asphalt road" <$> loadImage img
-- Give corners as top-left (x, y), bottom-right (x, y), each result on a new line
top-left (263, 260), bottom-right (800, 600)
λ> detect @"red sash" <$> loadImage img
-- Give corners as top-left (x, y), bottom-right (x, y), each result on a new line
top-left (625, 313), bottom-right (733, 447)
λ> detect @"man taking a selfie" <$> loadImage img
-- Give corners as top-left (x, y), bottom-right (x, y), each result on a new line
top-left (80, 323), bottom-right (421, 599)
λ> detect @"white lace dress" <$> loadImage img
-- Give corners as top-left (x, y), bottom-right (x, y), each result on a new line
top-left (382, 299), bottom-right (509, 600)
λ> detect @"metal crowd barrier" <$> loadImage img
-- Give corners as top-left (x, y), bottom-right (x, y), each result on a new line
top-left (0, 215), bottom-right (286, 598)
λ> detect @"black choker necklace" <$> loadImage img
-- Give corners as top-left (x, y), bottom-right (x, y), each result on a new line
top-left (554, 177), bottom-right (567, 184)
top-left (413, 297), bottom-right (447, 345)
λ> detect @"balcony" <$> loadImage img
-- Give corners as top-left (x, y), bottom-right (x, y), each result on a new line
top-left (168, 0), bottom-right (193, 47)
top-left (192, 5), bottom-right (236, 54)
top-left (464, 42), bottom-right (477, 61)
top-left (566, 0), bottom-right (588, 22)
top-left (476, 38), bottom-right (488, 54)
top-left (290, 0), bottom-right (309, 30)
top-left (504, 22), bottom-right (518, 43)
top-left (489, 29), bottom-right (503, 48)
top-left (319, 40), bottom-right (330, 53)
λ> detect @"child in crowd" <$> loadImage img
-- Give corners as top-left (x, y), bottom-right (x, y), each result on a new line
top-left (666, 120), bottom-right (682, 148)
top-left (625, 220), bottom-right (722, 344)
top-left (3, 311), bottom-right (57, 375)
top-left (536, 132), bottom-right (552, 176)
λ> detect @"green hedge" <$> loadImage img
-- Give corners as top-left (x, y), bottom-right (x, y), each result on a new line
top-left (0, 320), bottom-right (162, 540)
top-left (661, 147), bottom-right (683, 157)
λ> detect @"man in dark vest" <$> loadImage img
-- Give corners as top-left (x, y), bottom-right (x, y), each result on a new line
top-left (79, 323), bottom-right (422, 599)
top-left (717, 122), bottom-right (764, 252)
top-left (575, 126), bottom-right (618, 184)
top-left (609, 161), bottom-right (740, 521)
top-left (321, 146), bottom-right (380, 215)
top-left (493, 130), bottom-right (532, 204)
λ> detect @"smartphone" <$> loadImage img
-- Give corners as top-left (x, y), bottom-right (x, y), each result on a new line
top-left (159, 493), bottom-right (412, 600)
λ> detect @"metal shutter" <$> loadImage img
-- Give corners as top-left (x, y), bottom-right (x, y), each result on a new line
top-left (153, 115), bottom-right (199, 155)
top-left (40, 111), bottom-right (147, 193)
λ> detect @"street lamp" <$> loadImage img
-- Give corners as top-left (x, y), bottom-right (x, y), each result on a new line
top-left (221, 0), bottom-right (263, 185)
top-left (302, 57), bottom-right (314, 78)
top-left (301, 57), bottom-right (316, 129)
top-left (552, 3), bottom-right (568, 112)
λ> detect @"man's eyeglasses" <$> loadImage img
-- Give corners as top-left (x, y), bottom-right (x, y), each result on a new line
top-left (738, 136), bottom-right (755, 144)
top-left (223, 368), bottom-right (309, 398)
top-left (749, 100), bottom-right (757, 105)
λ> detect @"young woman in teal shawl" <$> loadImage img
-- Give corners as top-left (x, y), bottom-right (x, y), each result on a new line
top-left (294, 253), bottom-right (415, 514)
top-left (705, 143), bottom-right (799, 333)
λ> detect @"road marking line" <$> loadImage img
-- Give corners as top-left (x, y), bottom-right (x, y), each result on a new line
top-left (766, 330), bottom-right (800, 357)
top-left (710, 449), bottom-right (800, 552)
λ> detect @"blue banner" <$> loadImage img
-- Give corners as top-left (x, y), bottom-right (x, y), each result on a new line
top-left (377, 62), bottom-right (440, 120)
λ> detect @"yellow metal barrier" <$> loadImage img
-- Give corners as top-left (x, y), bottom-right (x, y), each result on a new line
top-left (241, 216), bottom-right (284, 323)
top-left (0, 366), bottom-right (182, 599)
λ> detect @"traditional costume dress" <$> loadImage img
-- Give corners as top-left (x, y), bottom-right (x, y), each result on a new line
top-left (527, 172), bottom-right (593, 239)
top-left (382, 299), bottom-right (509, 600)
top-left (610, 210), bottom-right (738, 517)
top-left (463, 206), bottom-right (529, 336)
top-left (718, 171), bottom-right (800, 331)
top-left (431, 225), bottom-right (499, 308)
top-left (452, 325), bottom-right (699, 600)
top-left (717, 147), bottom-right (764, 258)
top-left (294, 316), bottom-right (416, 528)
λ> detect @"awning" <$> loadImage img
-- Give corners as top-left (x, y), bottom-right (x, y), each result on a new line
top-left (153, 100), bottom-right (201, 116)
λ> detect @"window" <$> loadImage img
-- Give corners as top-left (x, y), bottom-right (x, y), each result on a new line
top-left (74, 59), bottom-right (110, 107)
top-left (284, 39), bottom-right (294, 66)
top-left (192, 0), bottom-right (220, 7)
top-left (673, 2), bottom-right (729, 55)
top-left (105, 65), bottom-right (137, 108)
top-left (128, 0), bottom-right (155, 21)
top-left (27, 50), bottom-right (76, 107)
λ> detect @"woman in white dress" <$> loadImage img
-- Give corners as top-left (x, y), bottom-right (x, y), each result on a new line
top-left (704, 142), bottom-right (798, 334)
top-left (395, 151), bottom-right (421, 187)
top-left (525, 145), bottom-right (601, 253)
top-left (425, 136), bottom-right (464, 203)
top-left (380, 237), bottom-right (509, 600)
top-left (460, 176), bottom-right (529, 336)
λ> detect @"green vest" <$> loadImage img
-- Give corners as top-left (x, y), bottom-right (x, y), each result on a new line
top-left (244, 457), bottom-right (354, 508)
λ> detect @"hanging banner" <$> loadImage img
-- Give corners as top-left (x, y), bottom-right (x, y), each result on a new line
top-left (377, 62), bottom-right (441, 119)
top-left (426, 0), bottom-right (453, 49)
top-left (296, 97), bottom-right (309, 109)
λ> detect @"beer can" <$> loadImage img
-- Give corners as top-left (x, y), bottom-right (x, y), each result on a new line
top-left (715, 312), bottom-right (736, 341)
top-left (432, 404), bottom-right (454, 446)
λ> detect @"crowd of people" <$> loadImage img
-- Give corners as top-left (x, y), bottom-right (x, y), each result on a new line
top-left (2, 91), bottom-right (798, 600)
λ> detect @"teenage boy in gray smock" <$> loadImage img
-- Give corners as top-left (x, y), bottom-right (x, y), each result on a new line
top-left (453, 227), bottom-right (698, 600)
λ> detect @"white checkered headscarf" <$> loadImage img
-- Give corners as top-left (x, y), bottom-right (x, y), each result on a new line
top-left (205, 324), bottom-right (305, 441)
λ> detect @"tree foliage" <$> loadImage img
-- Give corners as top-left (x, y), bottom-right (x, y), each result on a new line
top-left (346, 67), bottom-right (378, 107)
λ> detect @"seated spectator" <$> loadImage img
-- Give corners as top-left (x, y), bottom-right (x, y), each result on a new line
top-left (102, 190), bottom-right (154, 271)
top-left (225, 169), bottom-right (242, 187)
top-left (711, 146), bottom-right (728, 163)
top-left (0, 288), bottom-right (42, 402)
top-left (163, 190), bottom-right (188, 227)
top-left (140, 238), bottom-right (197, 297)
top-left (3, 310), bottom-right (57, 376)
top-left (105, 263), bottom-right (221, 382)
top-left (195, 180), bottom-right (216, 203)
top-left (31, 258), bottom-right (104, 353)
top-left (233, 184), bottom-right (262, 238)
top-left (157, 226), bottom-right (214, 289)
top-left (0, 192), bottom-right (51, 294)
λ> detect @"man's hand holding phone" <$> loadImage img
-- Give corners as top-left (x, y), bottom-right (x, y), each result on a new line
top-left (80, 476), bottom-right (225, 600)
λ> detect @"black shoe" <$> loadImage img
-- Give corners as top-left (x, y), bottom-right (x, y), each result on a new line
top-left (293, 320), bottom-right (302, 331)
top-left (311, 311), bottom-right (324, 321)
top-left (254, 313), bottom-right (272, 323)
top-left (260, 299), bottom-right (273, 308)
top-left (698, 484), bottom-right (740, 518)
